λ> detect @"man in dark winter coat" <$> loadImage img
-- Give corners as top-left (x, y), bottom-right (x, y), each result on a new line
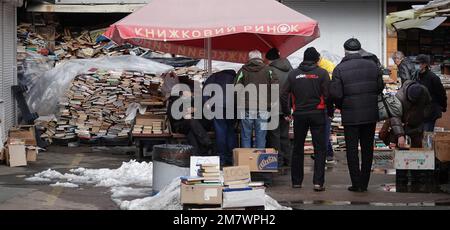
top-left (235, 50), bottom-right (274, 148)
top-left (265, 48), bottom-right (293, 167)
top-left (415, 54), bottom-right (447, 132)
top-left (204, 69), bottom-right (237, 166)
top-left (281, 47), bottom-right (332, 191)
top-left (392, 51), bottom-right (416, 85)
top-left (330, 38), bottom-right (384, 192)
top-left (379, 80), bottom-right (431, 148)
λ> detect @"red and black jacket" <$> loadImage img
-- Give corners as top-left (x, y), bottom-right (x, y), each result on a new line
top-left (281, 62), bottom-right (332, 116)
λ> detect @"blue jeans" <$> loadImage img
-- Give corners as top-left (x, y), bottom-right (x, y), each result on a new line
top-left (424, 121), bottom-right (436, 132)
top-left (325, 116), bottom-right (334, 157)
top-left (240, 111), bottom-right (268, 148)
top-left (213, 118), bottom-right (237, 165)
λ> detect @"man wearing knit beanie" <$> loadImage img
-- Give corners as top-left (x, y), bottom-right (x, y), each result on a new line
top-left (280, 47), bottom-right (332, 192)
top-left (265, 48), bottom-right (293, 170)
top-left (330, 38), bottom-right (384, 193)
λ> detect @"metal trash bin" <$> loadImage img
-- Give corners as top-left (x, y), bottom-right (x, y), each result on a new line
top-left (152, 144), bottom-right (193, 192)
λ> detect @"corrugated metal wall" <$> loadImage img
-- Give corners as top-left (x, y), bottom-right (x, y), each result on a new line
top-left (1, 1), bottom-right (17, 141)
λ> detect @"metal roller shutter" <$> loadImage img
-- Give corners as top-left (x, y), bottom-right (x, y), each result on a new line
top-left (1, 1), bottom-right (17, 140)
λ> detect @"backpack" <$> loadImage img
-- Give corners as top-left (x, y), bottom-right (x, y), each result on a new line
top-left (378, 93), bottom-right (403, 121)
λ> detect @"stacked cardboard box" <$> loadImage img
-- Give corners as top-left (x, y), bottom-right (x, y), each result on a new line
top-left (53, 69), bottom-right (165, 140)
top-left (180, 159), bottom-right (222, 206)
top-left (0, 126), bottom-right (39, 167)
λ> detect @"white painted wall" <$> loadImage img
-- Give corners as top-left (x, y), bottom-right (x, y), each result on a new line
top-left (283, 0), bottom-right (384, 65)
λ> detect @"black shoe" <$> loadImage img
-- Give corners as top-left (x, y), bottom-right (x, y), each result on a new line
top-left (348, 186), bottom-right (362, 192)
top-left (310, 154), bottom-right (316, 160)
top-left (292, 184), bottom-right (302, 189)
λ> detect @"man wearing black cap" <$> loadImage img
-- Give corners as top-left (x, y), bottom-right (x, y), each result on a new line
top-left (265, 48), bottom-right (293, 169)
top-left (415, 54), bottom-right (447, 132)
top-left (330, 38), bottom-right (384, 192)
top-left (281, 47), bottom-right (332, 191)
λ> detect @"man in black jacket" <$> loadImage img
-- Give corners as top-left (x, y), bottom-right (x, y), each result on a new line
top-left (415, 54), bottom-right (447, 132)
top-left (392, 51), bottom-right (416, 85)
top-left (266, 48), bottom-right (293, 168)
top-left (281, 47), bottom-right (332, 191)
top-left (330, 38), bottom-right (384, 192)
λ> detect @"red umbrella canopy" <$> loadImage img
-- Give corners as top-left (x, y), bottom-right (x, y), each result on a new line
top-left (104, 0), bottom-right (320, 63)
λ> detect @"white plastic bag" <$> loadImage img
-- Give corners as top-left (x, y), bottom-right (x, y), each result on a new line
top-left (26, 55), bottom-right (173, 116)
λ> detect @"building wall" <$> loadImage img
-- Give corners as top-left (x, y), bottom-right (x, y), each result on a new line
top-left (1, 1), bottom-right (17, 141)
top-left (283, 0), bottom-right (385, 62)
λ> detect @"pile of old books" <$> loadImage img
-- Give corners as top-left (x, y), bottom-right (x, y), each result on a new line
top-left (180, 157), bottom-right (266, 210)
top-left (53, 69), bottom-right (165, 140)
top-left (131, 114), bottom-right (168, 136)
top-left (174, 66), bottom-right (208, 85)
top-left (34, 115), bottom-right (58, 144)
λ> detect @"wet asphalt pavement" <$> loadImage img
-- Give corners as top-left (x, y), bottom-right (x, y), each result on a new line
top-left (0, 146), bottom-right (449, 210)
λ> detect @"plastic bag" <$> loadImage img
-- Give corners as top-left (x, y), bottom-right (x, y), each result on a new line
top-left (195, 59), bottom-right (243, 72)
top-left (152, 144), bottom-right (194, 167)
top-left (125, 103), bottom-right (147, 124)
top-left (26, 55), bottom-right (173, 116)
top-left (17, 51), bottom-right (55, 91)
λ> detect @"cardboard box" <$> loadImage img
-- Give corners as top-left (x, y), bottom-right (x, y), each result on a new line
top-left (394, 148), bottom-right (434, 170)
top-left (8, 126), bottom-right (37, 146)
top-left (222, 189), bottom-right (265, 208)
top-left (223, 166), bottom-right (250, 183)
top-left (233, 148), bottom-right (278, 172)
top-left (7, 143), bottom-right (27, 167)
top-left (433, 132), bottom-right (450, 162)
top-left (26, 147), bottom-right (38, 162)
top-left (180, 183), bottom-right (222, 205)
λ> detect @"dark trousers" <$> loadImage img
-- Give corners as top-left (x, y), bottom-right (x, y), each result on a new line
top-left (396, 132), bottom-right (424, 192)
top-left (424, 120), bottom-right (436, 132)
top-left (325, 116), bottom-right (334, 158)
top-left (292, 113), bottom-right (326, 186)
top-left (344, 123), bottom-right (376, 189)
top-left (213, 118), bottom-right (237, 166)
top-left (267, 116), bottom-right (291, 167)
top-left (184, 119), bottom-right (212, 156)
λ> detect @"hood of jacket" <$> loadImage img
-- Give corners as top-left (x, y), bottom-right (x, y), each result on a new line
top-left (242, 58), bottom-right (266, 72)
top-left (270, 58), bottom-right (292, 72)
top-left (298, 61), bottom-right (319, 72)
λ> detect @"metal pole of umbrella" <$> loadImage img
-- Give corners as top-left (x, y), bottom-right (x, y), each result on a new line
top-left (207, 37), bottom-right (212, 75)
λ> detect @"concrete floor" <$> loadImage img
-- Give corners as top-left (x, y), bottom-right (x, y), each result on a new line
top-left (0, 146), bottom-right (449, 210)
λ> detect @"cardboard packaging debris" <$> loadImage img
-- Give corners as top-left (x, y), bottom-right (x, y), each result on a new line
top-left (26, 146), bottom-right (38, 162)
top-left (394, 148), bottom-right (435, 170)
top-left (8, 126), bottom-right (37, 146)
top-left (223, 166), bottom-right (251, 189)
top-left (433, 132), bottom-right (450, 162)
top-left (233, 148), bottom-right (278, 172)
top-left (180, 183), bottom-right (223, 205)
top-left (222, 188), bottom-right (265, 208)
top-left (7, 139), bottom-right (27, 167)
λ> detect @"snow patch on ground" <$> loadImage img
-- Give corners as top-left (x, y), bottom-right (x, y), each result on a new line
top-left (26, 160), bottom-right (152, 187)
top-left (50, 182), bottom-right (79, 188)
top-left (111, 186), bottom-right (152, 198)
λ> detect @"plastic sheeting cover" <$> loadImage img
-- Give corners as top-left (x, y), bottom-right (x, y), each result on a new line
top-left (26, 55), bottom-right (174, 116)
